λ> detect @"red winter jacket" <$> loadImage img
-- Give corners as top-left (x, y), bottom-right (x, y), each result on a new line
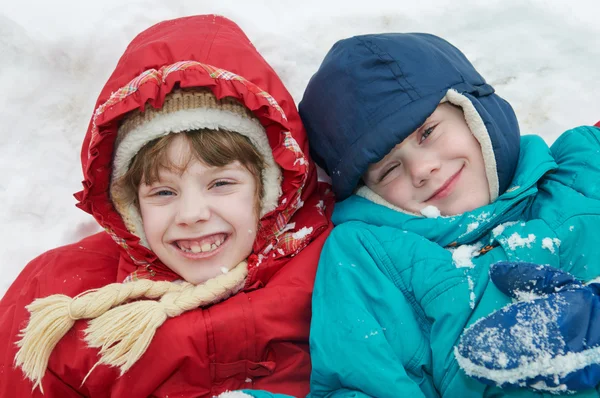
top-left (0, 15), bottom-right (332, 398)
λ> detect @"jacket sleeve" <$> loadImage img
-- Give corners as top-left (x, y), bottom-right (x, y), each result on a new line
top-left (0, 252), bottom-right (85, 397)
top-left (309, 389), bottom-right (375, 398)
top-left (548, 125), bottom-right (600, 201)
top-left (308, 223), bottom-right (429, 398)
top-left (539, 125), bottom-right (600, 281)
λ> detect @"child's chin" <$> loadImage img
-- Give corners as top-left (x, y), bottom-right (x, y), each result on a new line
top-left (183, 271), bottom-right (219, 285)
top-left (447, 203), bottom-right (485, 216)
top-left (171, 263), bottom-right (223, 285)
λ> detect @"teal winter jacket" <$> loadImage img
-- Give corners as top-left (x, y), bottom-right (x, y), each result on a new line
top-left (308, 126), bottom-right (600, 397)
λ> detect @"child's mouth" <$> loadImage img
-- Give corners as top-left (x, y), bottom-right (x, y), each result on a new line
top-left (427, 166), bottom-right (464, 202)
top-left (172, 233), bottom-right (228, 258)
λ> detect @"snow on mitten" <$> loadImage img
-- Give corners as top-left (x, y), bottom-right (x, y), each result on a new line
top-left (488, 261), bottom-right (583, 299)
top-left (455, 262), bottom-right (600, 394)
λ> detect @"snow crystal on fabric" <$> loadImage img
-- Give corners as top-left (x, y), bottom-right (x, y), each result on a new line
top-left (449, 243), bottom-right (483, 268)
top-left (506, 233), bottom-right (536, 250)
top-left (466, 222), bottom-right (480, 234)
top-left (420, 205), bottom-right (441, 218)
top-left (492, 221), bottom-right (519, 237)
top-left (541, 238), bottom-right (561, 254)
top-left (292, 227), bottom-right (313, 239)
top-left (468, 275), bottom-right (476, 309)
top-left (530, 380), bottom-right (567, 392)
top-left (513, 290), bottom-right (543, 302)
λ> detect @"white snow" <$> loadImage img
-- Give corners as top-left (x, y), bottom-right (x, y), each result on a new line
top-left (541, 237), bottom-right (561, 254)
top-left (514, 290), bottom-right (543, 302)
top-left (217, 392), bottom-right (253, 398)
top-left (420, 205), bottom-right (441, 218)
top-left (492, 221), bottom-right (519, 237)
top-left (449, 242), bottom-right (483, 268)
top-left (467, 275), bottom-right (476, 309)
top-left (293, 157), bottom-right (306, 166)
top-left (466, 222), bottom-right (480, 234)
top-left (2, 0), bottom-right (600, 297)
top-left (281, 222), bottom-right (296, 233)
top-left (291, 226), bottom-right (313, 240)
top-left (530, 381), bottom-right (567, 393)
top-left (472, 212), bottom-right (491, 223)
top-left (586, 276), bottom-right (600, 285)
top-left (460, 212), bottom-right (492, 237)
top-left (506, 233), bottom-right (536, 250)
top-left (316, 200), bottom-right (325, 213)
top-left (262, 243), bottom-right (274, 255)
top-left (492, 225), bottom-right (505, 237)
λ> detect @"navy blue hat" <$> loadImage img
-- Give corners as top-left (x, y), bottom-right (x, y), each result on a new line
top-left (299, 33), bottom-right (520, 201)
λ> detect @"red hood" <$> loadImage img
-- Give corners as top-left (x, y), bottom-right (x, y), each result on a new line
top-left (74, 15), bottom-right (332, 285)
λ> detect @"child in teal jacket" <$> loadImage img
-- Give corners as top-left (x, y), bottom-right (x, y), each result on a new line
top-left (297, 33), bottom-right (600, 397)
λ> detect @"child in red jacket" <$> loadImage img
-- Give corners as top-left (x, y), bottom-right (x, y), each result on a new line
top-left (0, 15), bottom-right (332, 398)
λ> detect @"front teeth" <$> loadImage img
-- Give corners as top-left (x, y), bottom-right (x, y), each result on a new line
top-left (182, 244), bottom-right (213, 254)
top-left (179, 236), bottom-right (225, 254)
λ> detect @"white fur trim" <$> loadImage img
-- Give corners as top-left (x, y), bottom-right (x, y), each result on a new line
top-left (441, 89), bottom-right (499, 201)
top-left (355, 186), bottom-right (421, 216)
top-left (112, 108), bottom-right (282, 247)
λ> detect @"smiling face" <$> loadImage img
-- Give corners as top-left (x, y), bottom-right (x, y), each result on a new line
top-left (136, 133), bottom-right (261, 284)
top-left (363, 103), bottom-right (490, 216)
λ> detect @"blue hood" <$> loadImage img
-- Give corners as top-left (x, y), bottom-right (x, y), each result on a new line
top-left (299, 33), bottom-right (520, 201)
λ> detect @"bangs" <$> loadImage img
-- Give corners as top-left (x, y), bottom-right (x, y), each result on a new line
top-left (138, 134), bottom-right (192, 186)
top-left (120, 129), bottom-right (266, 204)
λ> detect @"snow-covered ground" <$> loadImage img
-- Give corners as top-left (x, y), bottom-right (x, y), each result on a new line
top-left (1, 0), bottom-right (599, 297)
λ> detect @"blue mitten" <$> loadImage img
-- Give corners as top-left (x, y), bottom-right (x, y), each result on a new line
top-left (455, 261), bottom-right (600, 394)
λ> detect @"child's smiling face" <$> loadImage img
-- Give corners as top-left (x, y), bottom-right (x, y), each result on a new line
top-left (138, 135), bottom-right (259, 284)
top-left (363, 103), bottom-right (491, 216)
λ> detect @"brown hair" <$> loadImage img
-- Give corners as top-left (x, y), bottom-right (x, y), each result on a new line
top-left (115, 129), bottom-right (266, 212)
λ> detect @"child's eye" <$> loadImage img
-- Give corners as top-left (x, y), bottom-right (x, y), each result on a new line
top-left (212, 180), bottom-right (234, 188)
top-left (420, 125), bottom-right (436, 143)
top-left (379, 164), bottom-right (399, 183)
top-left (154, 190), bottom-right (174, 196)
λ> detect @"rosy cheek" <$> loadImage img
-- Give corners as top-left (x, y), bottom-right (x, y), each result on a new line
top-left (379, 187), bottom-right (397, 203)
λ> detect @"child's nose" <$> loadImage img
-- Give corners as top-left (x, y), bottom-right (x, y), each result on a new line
top-left (408, 155), bottom-right (440, 187)
top-left (175, 193), bottom-right (211, 225)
